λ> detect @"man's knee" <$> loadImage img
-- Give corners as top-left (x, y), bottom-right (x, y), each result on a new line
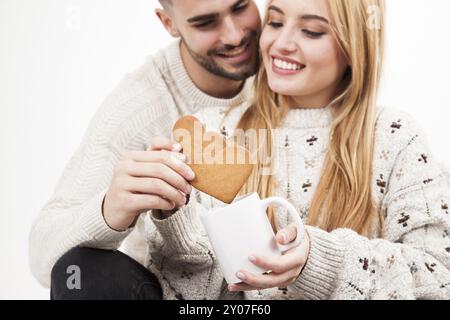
top-left (51, 246), bottom-right (162, 300)
top-left (51, 247), bottom-right (86, 293)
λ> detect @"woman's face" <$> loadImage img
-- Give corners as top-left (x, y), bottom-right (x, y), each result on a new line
top-left (260, 0), bottom-right (348, 108)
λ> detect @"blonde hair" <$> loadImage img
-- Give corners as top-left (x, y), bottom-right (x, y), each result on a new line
top-left (236, 0), bottom-right (385, 237)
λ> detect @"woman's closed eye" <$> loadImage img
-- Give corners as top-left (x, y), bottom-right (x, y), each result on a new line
top-left (267, 20), bottom-right (283, 29)
top-left (302, 29), bottom-right (326, 39)
top-left (267, 21), bottom-right (325, 39)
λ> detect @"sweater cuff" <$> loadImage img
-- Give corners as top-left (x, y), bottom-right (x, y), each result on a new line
top-left (290, 226), bottom-right (345, 300)
top-left (78, 191), bottom-right (132, 245)
top-left (151, 201), bottom-right (205, 254)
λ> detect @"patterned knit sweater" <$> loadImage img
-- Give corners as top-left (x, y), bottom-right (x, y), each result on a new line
top-left (142, 104), bottom-right (450, 300)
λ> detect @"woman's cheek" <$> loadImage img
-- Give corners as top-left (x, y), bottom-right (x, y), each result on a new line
top-left (259, 29), bottom-right (272, 54)
top-left (316, 40), bottom-right (340, 66)
top-left (260, 36), bottom-right (274, 68)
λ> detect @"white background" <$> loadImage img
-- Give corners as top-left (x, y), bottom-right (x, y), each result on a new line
top-left (1, 0), bottom-right (449, 299)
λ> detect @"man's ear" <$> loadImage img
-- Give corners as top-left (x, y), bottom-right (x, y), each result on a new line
top-left (155, 9), bottom-right (180, 38)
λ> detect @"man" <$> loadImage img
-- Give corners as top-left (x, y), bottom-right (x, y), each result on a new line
top-left (29, 0), bottom-right (261, 299)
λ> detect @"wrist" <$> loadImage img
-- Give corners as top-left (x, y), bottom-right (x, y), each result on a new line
top-left (153, 194), bottom-right (191, 220)
top-left (153, 208), bottom-right (180, 220)
top-left (101, 195), bottom-right (134, 232)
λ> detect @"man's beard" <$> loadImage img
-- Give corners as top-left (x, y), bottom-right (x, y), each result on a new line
top-left (182, 30), bottom-right (260, 81)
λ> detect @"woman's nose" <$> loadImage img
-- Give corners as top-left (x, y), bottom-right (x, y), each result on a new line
top-left (274, 31), bottom-right (297, 53)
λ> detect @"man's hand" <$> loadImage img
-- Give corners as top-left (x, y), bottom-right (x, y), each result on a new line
top-left (102, 137), bottom-right (195, 231)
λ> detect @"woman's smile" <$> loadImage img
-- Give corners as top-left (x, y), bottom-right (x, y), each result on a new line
top-left (271, 55), bottom-right (306, 76)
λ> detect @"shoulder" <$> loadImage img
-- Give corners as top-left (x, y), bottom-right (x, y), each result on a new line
top-left (83, 46), bottom-right (180, 146)
top-left (374, 106), bottom-right (429, 155)
top-left (373, 106), bottom-right (446, 197)
top-left (372, 106), bottom-right (433, 198)
top-left (103, 41), bottom-right (180, 113)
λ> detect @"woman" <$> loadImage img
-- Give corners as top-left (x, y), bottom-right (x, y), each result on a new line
top-left (146, 0), bottom-right (450, 299)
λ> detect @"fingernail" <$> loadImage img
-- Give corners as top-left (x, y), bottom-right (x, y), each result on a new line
top-left (236, 272), bottom-right (246, 280)
top-left (187, 170), bottom-right (196, 180)
top-left (173, 143), bottom-right (182, 151)
top-left (249, 255), bottom-right (256, 263)
top-left (228, 285), bottom-right (235, 292)
top-left (280, 233), bottom-right (287, 243)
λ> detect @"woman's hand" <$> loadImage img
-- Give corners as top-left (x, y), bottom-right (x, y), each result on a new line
top-left (228, 225), bottom-right (310, 292)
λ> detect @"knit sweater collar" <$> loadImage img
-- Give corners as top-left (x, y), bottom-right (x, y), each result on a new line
top-left (280, 105), bottom-right (334, 129)
top-left (167, 41), bottom-right (253, 109)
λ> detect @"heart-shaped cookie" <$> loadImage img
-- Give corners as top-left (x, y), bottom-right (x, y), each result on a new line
top-left (172, 116), bottom-right (254, 204)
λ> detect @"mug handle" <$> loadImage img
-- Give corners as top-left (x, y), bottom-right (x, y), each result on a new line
top-left (260, 197), bottom-right (305, 253)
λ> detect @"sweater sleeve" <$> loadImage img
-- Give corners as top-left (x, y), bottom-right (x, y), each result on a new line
top-left (145, 192), bottom-right (237, 300)
top-left (288, 117), bottom-right (450, 300)
top-left (28, 60), bottom-right (174, 288)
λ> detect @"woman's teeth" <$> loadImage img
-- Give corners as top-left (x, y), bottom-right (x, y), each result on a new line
top-left (274, 58), bottom-right (303, 71)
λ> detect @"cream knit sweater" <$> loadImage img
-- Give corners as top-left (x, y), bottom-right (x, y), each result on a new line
top-left (30, 41), bottom-right (450, 300)
top-left (28, 40), bottom-right (253, 287)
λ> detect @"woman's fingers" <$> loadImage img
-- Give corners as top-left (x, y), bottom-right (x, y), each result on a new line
top-left (234, 232), bottom-right (311, 291)
top-left (234, 234), bottom-right (311, 291)
top-left (248, 248), bottom-right (302, 274)
top-left (250, 236), bottom-right (310, 272)
top-left (276, 224), bottom-right (298, 245)
top-left (250, 255), bottom-right (294, 274)
top-left (231, 269), bottom-right (298, 291)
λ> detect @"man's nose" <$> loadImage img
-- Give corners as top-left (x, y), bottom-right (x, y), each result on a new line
top-left (220, 17), bottom-right (245, 47)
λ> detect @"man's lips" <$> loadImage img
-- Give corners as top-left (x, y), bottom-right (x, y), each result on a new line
top-left (215, 42), bottom-right (253, 64)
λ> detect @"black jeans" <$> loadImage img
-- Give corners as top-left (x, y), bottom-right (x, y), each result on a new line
top-left (50, 246), bottom-right (163, 300)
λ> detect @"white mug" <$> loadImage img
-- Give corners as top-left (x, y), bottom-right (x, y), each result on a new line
top-left (200, 193), bottom-right (305, 284)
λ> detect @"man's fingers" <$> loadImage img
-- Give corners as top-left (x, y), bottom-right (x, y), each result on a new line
top-left (125, 177), bottom-right (187, 207)
top-left (276, 224), bottom-right (297, 245)
top-left (147, 137), bottom-right (181, 152)
top-left (127, 193), bottom-right (176, 212)
top-left (127, 162), bottom-right (192, 194)
top-left (124, 150), bottom-right (196, 181)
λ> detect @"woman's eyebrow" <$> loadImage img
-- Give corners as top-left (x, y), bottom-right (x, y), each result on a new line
top-left (268, 5), bottom-right (284, 15)
top-left (268, 5), bottom-right (329, 24)
top-left (300, 14), bottom-right (329, 24)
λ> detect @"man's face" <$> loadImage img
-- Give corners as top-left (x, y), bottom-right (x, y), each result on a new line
top-left (170, 0), bottom-right (262, 81)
